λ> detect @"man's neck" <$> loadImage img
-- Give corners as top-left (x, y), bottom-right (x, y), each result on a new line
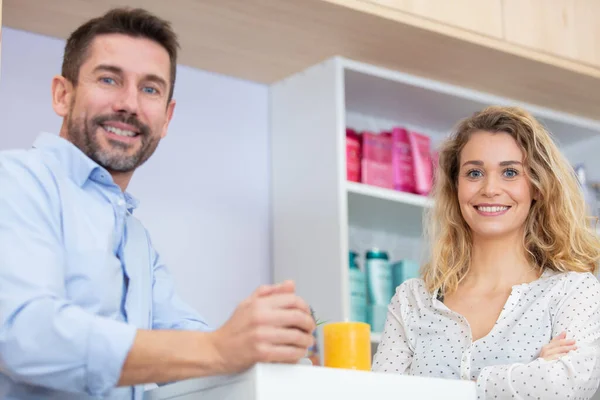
top-left (108, 170), bottom-right (133, 192)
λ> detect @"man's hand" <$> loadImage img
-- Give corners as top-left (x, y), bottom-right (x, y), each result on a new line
top-left (538, 331), bottom-right (577, 361)
top-left (117, 281), bottom-right (315, 387)
top-left (208, 280), bottom-right (316, 374)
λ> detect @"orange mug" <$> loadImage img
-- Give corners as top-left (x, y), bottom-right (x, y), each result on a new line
top-left (322, 321), bottom-right (371, 370)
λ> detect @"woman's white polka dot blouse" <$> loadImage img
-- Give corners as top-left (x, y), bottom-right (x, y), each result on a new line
top-left (372, 269), bottom-right (600, 399)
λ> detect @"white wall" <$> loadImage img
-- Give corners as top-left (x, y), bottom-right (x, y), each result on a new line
top-left (0, 27), bottom-right (271, 328)
top-left (563, 135), bottom-right (600, 182)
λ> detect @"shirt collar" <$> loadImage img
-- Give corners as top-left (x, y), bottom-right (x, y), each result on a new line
top-left (32, 132), bottom-right (140, 211)
top-left (430, 268), bottom-right (558, 306)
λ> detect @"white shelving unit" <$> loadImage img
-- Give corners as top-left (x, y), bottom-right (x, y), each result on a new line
top-left (270, 56), bottom-right (600, 353)
top-left (370, 332), bottom-right (382, 344)
top-left (347, 182), bottom-right (432, 239)
top-left (346, 182), bottom-right (433, 209)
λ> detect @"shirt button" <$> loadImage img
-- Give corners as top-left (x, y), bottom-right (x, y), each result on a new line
top-left (117, 198), bottom-right (125, 206)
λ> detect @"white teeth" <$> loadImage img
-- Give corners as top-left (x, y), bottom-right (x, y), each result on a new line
top-left (477, 206), bottom-right (509, 213)
top-left (104, 125), bottom-right (136, 137)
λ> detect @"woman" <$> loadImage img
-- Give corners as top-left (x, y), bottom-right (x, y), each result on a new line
top-left (372, 106), bottom-right (600, 399)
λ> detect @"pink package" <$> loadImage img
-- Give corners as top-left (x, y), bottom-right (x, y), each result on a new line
top-left (408, 131), bottom-right (433, 195)
top-left (391, 127), bottom-right (416, 193)
top-left (346, 128), bottom-right (361, 182)
top-left (361, 131), bottom-right (393, 189)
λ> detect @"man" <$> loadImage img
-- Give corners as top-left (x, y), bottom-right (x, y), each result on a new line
top-left (0, 7), bottom-right (315, 400)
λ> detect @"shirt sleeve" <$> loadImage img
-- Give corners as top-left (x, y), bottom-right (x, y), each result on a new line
top-left (371, 283), bottom-right (414, 374)
top-left (148, 236), bottom-right (211, 332)
top-left (476, 272), bottom-right (600, 400)
top-left (0, 157), bottom-right (138, 396)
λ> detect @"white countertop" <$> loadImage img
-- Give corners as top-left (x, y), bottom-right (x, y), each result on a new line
top-left (145, 363), bottom-right (477, 400)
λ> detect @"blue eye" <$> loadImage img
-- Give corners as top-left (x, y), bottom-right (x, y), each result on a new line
top-left (142, 87), bottom-right (158, 95)
top-left (100, 77), bottom-right (116, 85)
top-left (504, 168), bottom-right (518, 178)
top-left (467, 169), bottom-right (483, 179)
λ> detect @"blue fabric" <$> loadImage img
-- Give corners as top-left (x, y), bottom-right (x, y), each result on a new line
top-left (0, 133), bottom-right (210, 399)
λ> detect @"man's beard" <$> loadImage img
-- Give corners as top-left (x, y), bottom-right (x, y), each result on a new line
top-left (66, 111), bottom-right (159, 173)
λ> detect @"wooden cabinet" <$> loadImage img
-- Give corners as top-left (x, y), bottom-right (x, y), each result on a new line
top-left (366, 0), bottom-right (504, 38)
top-left (503, 0), bottom-right (600, 67)
top-left (5, 0), bottom-right (600, 119)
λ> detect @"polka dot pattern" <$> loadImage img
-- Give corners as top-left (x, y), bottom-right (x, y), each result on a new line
top-left (372, 270), bottom-right (600, 399)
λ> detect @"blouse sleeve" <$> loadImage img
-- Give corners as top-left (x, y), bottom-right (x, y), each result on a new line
top-left (371, 282), bottom-right (414, 374)
top-left (476, 273), bottom-right (600, 400)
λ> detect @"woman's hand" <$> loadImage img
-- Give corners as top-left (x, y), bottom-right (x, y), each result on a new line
top-left (538, 331), bottom-right (577, 361)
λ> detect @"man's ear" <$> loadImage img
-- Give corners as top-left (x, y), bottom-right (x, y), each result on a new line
top-left (51, 75), bottom-right (74, 117)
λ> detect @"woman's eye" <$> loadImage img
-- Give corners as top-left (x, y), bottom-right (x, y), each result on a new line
top-left (467, 170), bottom-right (483, 179)
top-left (504, 168), bottom-right (518, 178)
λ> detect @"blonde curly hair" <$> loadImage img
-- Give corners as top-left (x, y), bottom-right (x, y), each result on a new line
top-left (422, 106), bottom-right (600, 295)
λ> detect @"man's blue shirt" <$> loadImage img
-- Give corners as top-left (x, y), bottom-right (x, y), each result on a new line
top-left (0, 133), bottom-right (209, 399)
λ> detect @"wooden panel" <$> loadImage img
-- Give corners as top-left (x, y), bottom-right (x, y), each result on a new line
top-left (3, 0), bottom-right (600, 120)
top-left (367, 0), bottom-right (503, 38)
top-left (503, 0), bottom-right (600, 67)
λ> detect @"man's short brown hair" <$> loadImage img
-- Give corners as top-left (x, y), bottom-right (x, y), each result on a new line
top-left (62, 7), bottom-right (179, 102)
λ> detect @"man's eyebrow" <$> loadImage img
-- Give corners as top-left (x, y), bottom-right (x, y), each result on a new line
top-left (93, 64), bottom-right (123, 75)
top-left (92, 64), bottom-right (168, 89)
